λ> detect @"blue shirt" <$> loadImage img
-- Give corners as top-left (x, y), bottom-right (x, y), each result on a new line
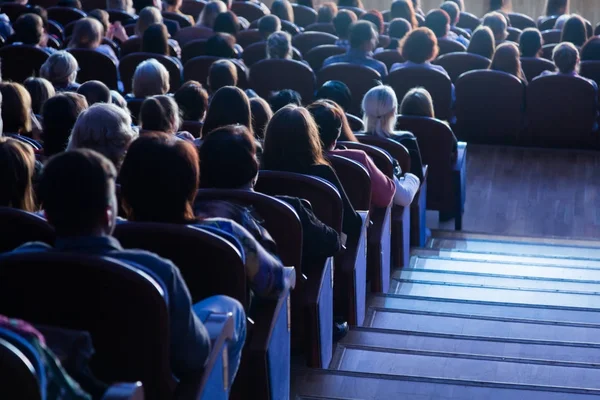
top-left (13, 235), bottom-right (211, 380)
top-left (323, 48), bottom-right (388, 77)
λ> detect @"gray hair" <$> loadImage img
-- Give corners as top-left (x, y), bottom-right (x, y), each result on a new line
top-left (132, 58), bottom-right (170, 98)
top-left (40, 51), bottom-right (79, 86)
top-left (266, 31), bottom-right (292, 59)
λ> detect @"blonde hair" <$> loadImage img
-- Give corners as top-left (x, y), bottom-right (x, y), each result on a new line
top-left (67, 103), bottom-right (138, 169)
top-left (267, 31), bottom-right (292, 59)
top-left (40, 51), bottom-right (79, 87)
top-left (136, 6), bottom-right (163, 36)
top-left (400, 87), bottom-right (434, 118)
top-left (361, 85), bottom-right (398, 137)
top-left (132, 58), bottom-right (170, 97)
top-left (68, 18), bottom-right (103, 49)
top-left (197, 0), bottom-right (227, 28)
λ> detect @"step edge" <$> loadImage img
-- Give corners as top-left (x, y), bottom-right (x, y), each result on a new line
top-left (429, 230), bottom-right (600, 247)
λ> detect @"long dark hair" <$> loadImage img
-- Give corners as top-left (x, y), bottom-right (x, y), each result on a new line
top-left (545, 0), bottom-right (569, 16)
top-left (142, 23), bottom-right (169, 55)
top-left (561, 15), bottom-right (587, 47)
top-left (0, 137), bottom-right (36, 212)
top-left (202, 86), bottom-right (252, 138)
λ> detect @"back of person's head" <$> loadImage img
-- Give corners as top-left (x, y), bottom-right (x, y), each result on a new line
top-left (349, 20), bottom-right (377, 50)
top-left (545, 0), bottom-right (569, 16)
top-left (391, 0), bottom-right (417, 28)
top-left (425, 9), bottom-right (450, 38)
top-left (483, 11), bottom-right (508, 41)
top-left (440, 1), bottom-right (459, 25)
top-left (174, 80), bottom-right (208, 121)
top-left (139, 95), bottom-right (180, 134)
top-left (39, 149), bottom-right (117, 236)
top-left (267, 31), bottom-right (292, 59)
top-left (552, 41), bottom-right (579, 73)
top-left (213, 11), bottom-right (239, 35)
top-left (110, 90), bottom-right (128, 109)
top-left (448, 0), bottom-right (464, 11)
top-left (250, 97), bottom-right (273, 140)
top-left (58, 0), bottom-right (82, 8)
top-left (198, 0), bottom-right (227, 28)
top-left (262, 105), bottom-right (327, 171)
top-left (218, 0), bottom-right (232, 10)
top-left (29, 6), bottom-right (48, 30)
top-left (401, 27), bottom-right (438, 63)
top-left (206, 32), bottom-right (238, 58)
top-left (399, 87), bottom-right (434, 118)
top-left (268, 89), bottom-right (302, 112)
top-left (107, 0), bottom-right (132, 12)
top-left (88, 9), bottom-right (110, 36)
top-left (361, 10), bottom-right (384, 35)
top-left (13, 13), bottom-right (43, 46)
top-left (362, 84), bottom-right (398, 137)
top-left (202, 86), bottom-right (251, 137)
top-left (136, 6), bottom-right (162, 36)
top-left (40, 51), bottom-right (79, 87)
top-left (258, 14), bottom-right (281, 39)
top-left (271, 0), bottom-right (294, 24)
top-left (490, 42), bottom-right (523, 79)
top-left (0, 82), bottom-right (32, 135)
top-left (315, 80), bottom-right (352, 111)
top-left (389, 18), bottom-right (411, 40)
top-left (142, 23), bottom-right (169, 55)
top-left (119, 132), bottom-right (199, 223)
top-left (561, 14), bottom-right (587, 47)
top-left (69, 17), bottom-right (103, 49)
top-left (133, 0), bottom-right (160, 14)
top-left (199, 124), bottom-right (259, 188)
top-left (297, 0), bottom-right (313, 7)
top-left (317, 2), bottom-right (338, 23)
top-left (306, 99), bottom-right (345, 149)
top-left (77, 80), bottom-right (111, 105)
top-left (0, 138), bottom-right (36, 212)
top-left (42, 93), bottom-right (89, 156)
top-left (519, 28), bottom-right (543, 57)
top-left (67, 103), bottom-right (138, 169)
top-left (554, 14), bottom-right (570, 30)
top-left (23, 77), bottom-right (55, 115)
top-left (333, 9), bottom-right (357, 39)
top-left (467, 25), bottom-right (495, 59)
top-left (207, 59), bottom-right (238, 92)
top-left (488, 0), bottom-right (510, 12)
top-left (132, 58), bottom-right (170, 97)
top-left (581, 36), bottom-right (600, 61)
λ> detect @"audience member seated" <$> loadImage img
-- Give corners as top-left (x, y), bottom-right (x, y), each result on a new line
top-left (391, 0), bottom-right (418, 29)
top-left (309, 99), bottom-right (420, 207)
top-left (214, 11), bottom-right (240, 37)
top-left (332, 9), bottom-right (356, 49)
top-left (197, 0), bottom-right (227, 30)
top-left (520, 27), bottom-right (543, 58)
top-left (561, 15), bottom-right (587, 47)
top-left (89, 9), bottom-right (129, 44)
top-left (490, 42), bottom-right (527, 83)
top-left (466, 26), bottom-right (494, 59)
top-left (174, 80), bottom-right (208, 122)
top-left (131, 59), bottom-right (170, 98)
top-left (139, 95), bottom-right (181, 135)
top-left (42, 93), bottom-right (88, 157)
top-left (361, 85), bottom-right (424, 178)
top-left (554, 14), bottom-right (570, 31)
top-left (40, 51), bottom-right (81, 93)
top-left (142, 23), bottom-right (182, 68)
top-left (315, 80), bottom-right (352, 112)
top-left (425, 8), bottom-right (468, 47)
top-left (262, 105), bottom-right (363, 242)
top-left (258, 14), bottom-right (281, 40)
top-left (361, 10), bottom-right (384, 35)
top-left (207, 59), bottom-right (237, 95)
top-left (250, 97), bottom-right (273, 140)
top-left (483, 11), bottom-right (508, 45)
top-left (412, 0), bottom-right (424, 15)
top-left (136, 6), bottom-right (163, 36)
top-left (388, 17), bottom-right (412, 43)
top-left (77, 80), bottom-right (111, 105)
top-left (202, 86), bottom-right (252, 138)
top-left (268, 89), bottom-right (302, 112)
top-left (441, 1), bottom-right (468, 37)
top-left (11, 13), bottom-right (55, 55)
top-left (537, 41), bottom-right (597, 89)
top-left (14, 148), bottom-right (247, 384)
top-left (0, 83), bottom-right (37, 143)
top-left (0, 137), bottom-right (36, 212)
top-left (581, 36), bottom-right (600, 61)
top-left (68, 18), bottom-right (119, 65)
top-left (164, 0), bottom-right (194, 24)
top-left (318, 2), bottom-right (338, 23)
top-left (23, 77), bottom-right (55, 116)
top-left (267, 31), bottom-right (293, 59)
top-left (205, 32), bottom-right (241, 59)
top-left (111, 90), bottom-right (128, 109)
top-left (392, 27), bottom-right (449, 78)
top-left (488, 0), bottom-right (510, 13)
top-left (271, 0), bottom-right (295, 24)
top-left (338, 0), bottom-right (364, 10)
top-left (67, 103), bottom-right (138, 169)
top-left (108, 0), bottom-right (135, 15)
top-left (323, 20), bottom-right (388, 77)
top-left (539, 0), bottom-right (569, 27)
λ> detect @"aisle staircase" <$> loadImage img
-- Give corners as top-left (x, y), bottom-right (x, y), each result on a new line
top-left (292, 230), bottom-right (600, 399)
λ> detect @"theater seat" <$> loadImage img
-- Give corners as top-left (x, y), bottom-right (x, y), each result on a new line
top-left (67, 48), bottom-right (119, 90)
top-left (0, 45), bottom-right (49, 83)
top-left (457, 11), bottom-right (480, 32)
top-left (437, 38), bottom-right (466, 57)
top-left (506, 27), bottom-right (522, 43)
top-left (507, 12), bottom-right (536, 30)
top-left (181, 38), bottom-right (208, 63)
top-left (174, 26), bottom-right (213, 47)
top-left (231, 1), bottom-right (267, 22)
top-left (236, 29), bottom-right (263, 48)
top-left (374, 50), bottom-right (404, 72)
top-left (304, 45), bottom-right (346, 71)
top-left (0, 207), bottom-right (54, 254)
top-left (304, 22), bottom-right (336, 35)
top-left (250, 59), bottom-right (316, 104)
top-left (47, 6), bottom-right (86, 27)
top-left (434, 52), bottom-right (490, 82)
top-left (541, 29), bottom-right (561, 44)
top-left (521, 57), bottom-right (556, 83)
top-left (293, 31), bottom-right (338, 55)
top-left (163, 11), bottom-right (192, 28)
top-left (292, 4), bottom-right (317, 28)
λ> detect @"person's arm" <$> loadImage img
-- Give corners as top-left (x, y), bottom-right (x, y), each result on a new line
top-left (360, 152), bottom-right (395, 208)
top-left (392, 173), bottom-right (420, 206)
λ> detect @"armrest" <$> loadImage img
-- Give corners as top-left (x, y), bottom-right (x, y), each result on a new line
top-left (102, 382), bottom-right (144, 400)
top-left (453, 142), bottom-right (467, 172)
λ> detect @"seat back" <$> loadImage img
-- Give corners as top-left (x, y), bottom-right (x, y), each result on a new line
top-left (542, 43), bottom-right (557, 60)
top-left (163, 11), bottom-right (192, 28)
top-left (126, 98), bottom-right (144, 124)
top-left (0, 208), bottom-right (54, 254)
top-left (0, 252), bottom-right (173, 400)
top-left (0, 3), bottom-right (30, 22)
top-left (433, 52), bottom-right (490, 82)
top-left (231, 1), bottom-right (267, 22)
top-left (520, 57), bottom-right (556, 82)
top-left (541, 29), bottom-right (561, 44)
top-left (0, 338), bottom-right (41, 400)
top-left (80, 0), bottom-right (104, 11)
top-left (183, 55), bottom-right (221, 85)
top-left (114, 222), bottom-right (248, 307)
top-left (456, 11), bottom-right (480, 31)
top-left (281, 20), bottom-right (301, 36)
top-left (181, 0), bottom-right (206, 17)
top-left (181, 38), bottom-right (208, 63)
top-left (579, 61), bottom-right (600, 89)
top-left (194, 189), bottom-right (303, 270)
top-left (346, 113), bottom-right (364, 132)
top-left (242, 41), bottom-right (268, 66)
top-left (328, 155), bottom-right (371, 211)
top-left (250, 59), bottom-right (316, 103)
top-left (119, 53), bottom-right (182, 93)
top-left (119, 36), bottom-right (142, 58)
top-left (292, 4), bottom-right (317, 27)
top-left (305, 22), bottom-right (336, 35)
top-left (174, 26), bottom-right (213, 47)
top-left (181, 120), bottom-right (204, 138)
top-left (317, 63), bottom-right (380, 115)
top-left (236, 29), bottom-right (263, 48)
top-left (507, 12), bottom-right (536, 30)
top-left (455, 70), bottom-right (525, 143)
top-left (506, 26), bottom-right (522, 43)
top-left (304, 44), bottom-right (346, 71)
top-left (525, 74), bottom-right (597, 148)
top-left (437, 38), bottom-right (466, 57)
top-left (373, 50), bottom-right (404, 72)
top-left (354, 134), bottom-right (410, 176)
top-left (338, 141), bottom-right (394, 178)
top-left (0, 45), bottom-right (49, 83)
top-left (292, 31), bottom-right (337, 55)
top-left (107, 9), bottom-right (137, 24)
top-left (47, 6), bottom-right (86, 27)
top-left (386, 67), bottom-right (453, 120)
top-left (67, 48), bottom-right (119, 90)
top-left (538, 16), bottom-right (558, 31)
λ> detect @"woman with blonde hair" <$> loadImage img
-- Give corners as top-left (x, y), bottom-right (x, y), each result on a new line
top-left (131, 58), bottom-right (170, 98)
top-left (0, 82), bottom-right (34, 138)
top-left (489, 42), bottom-right (527, 82)
top-left (40, 51), bottom-right (80, 92)
top-left (197, 0), bottom-right (227, 29)
top-left (68, 18), bottom-right (118, 64)
top-left (0, 138), bottom-right (36, 212)
top-left (467, 26), bottom-right (495, 59)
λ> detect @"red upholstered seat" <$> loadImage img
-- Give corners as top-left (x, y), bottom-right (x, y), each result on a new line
top-left (181, 38), bottom-right (208, 63)
top-left (437, 37), bottom-right (466, 57)
top-left (304, 44), bottom-right (345, 71)
top-left (292, 31), bottom-right (338, 55)
top-left (250, 58), bottom-right (316, 103)
top-left (67, 48), bottom-right (119, 90)
top-left (520, 56), bottom-right (556, 83)
top-left (119, 53), bottom-right (182, 93)
top-left (180, 0), bottom-right (206, 18)
top-left (242, 41), bottom-right (267, 66)
top-left (184, 56), bottom-right (249, 91)
top-left (0, 45), bottom-right (49, 83)
top-left (434, 52), bottom-right (491, 82)
top-left (236, 28), bottom-right (263, 48)
top-left (174, 26), bottom-right (213, 47)
top-left (292, 4), bottom-right (317, 27)
top-left (47, 6), bottom-right (86, 27)
top-left (457, 11), bottom-right (480, 32)
top-left (508, 12), bottom-right (536, 30)
top-left (346, 113), bottom-right (364, 132)
top-left (231, 1), bottom-right (268, 22)
top-left (120, 37), bottom-right (142, 58)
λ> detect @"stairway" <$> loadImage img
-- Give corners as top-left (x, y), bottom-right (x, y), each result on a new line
top-left (292, 230), bottom-right (600, 399)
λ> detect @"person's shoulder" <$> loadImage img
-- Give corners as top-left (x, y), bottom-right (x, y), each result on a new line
top-left (109, 248), bottom-right (177, 272)
top-left (324, 53), bottom-right (345, 65)
top-left (333, 148), bottom-right (367, 160)
top-left (390, 61), bottom-right (406, 72)
top-left (9, 241), bottom-right (53, 254)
